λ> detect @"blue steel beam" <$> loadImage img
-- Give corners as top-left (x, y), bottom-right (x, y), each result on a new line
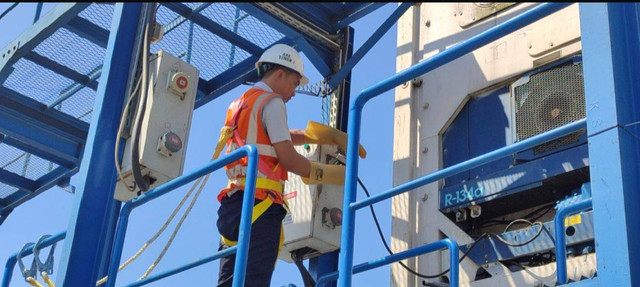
top-left (65, 16), bottom-right (110, 49)
top-left (0, 87), bottom-right (86, 168)
top-left (327, 3), bottom-right (413, 89)
top-left (0, 168), bottom-right (37, 192)
top-left (0, 3), bottom-right (90, 78)
top-left (56, 3), bottom-right (142, 286)
top-left (23, 51), bottom-right (99, 90)
top-left (294, 37), bottom-right (332, 77)
top-left (163, 2), bottom-right (262, 56)
top-left (580, 3), bottom-right (640, 286)
top-left (0, 130), bottom-right (76, 168)
top-left (0, 166), bottom-right (77, 226)
top-left (0, 165), bottom-right (75, 209)
top-left (338, 4), bottom-right (571, 286)
top-left (232, 3), bottom-right (334, 77)
top-left (280, 3), bottom-right (333, 33)
top-left (196, 55), bottom-right (257, 108)
top-left (332, 3), bottom-right (387, 31)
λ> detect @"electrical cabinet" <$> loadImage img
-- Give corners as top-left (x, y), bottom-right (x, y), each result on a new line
top-left (278, 144), bottom-right (344, 262)
top-left (115, 50), bottom-right (199, 202)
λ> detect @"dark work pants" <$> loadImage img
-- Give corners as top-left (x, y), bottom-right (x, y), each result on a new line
top-left (217, 190), bottom-right (286, 287)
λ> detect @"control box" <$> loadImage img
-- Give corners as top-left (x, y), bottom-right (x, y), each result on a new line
top-left (278, 144), bottom-right (344, 262)
top-left (115, 50), bottom-right (199, 202)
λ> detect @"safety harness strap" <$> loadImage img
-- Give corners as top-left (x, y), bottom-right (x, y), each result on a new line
top-left (220, 197), bottom-right (281, 247)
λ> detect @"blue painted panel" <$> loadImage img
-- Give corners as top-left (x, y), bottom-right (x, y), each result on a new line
top-left (440, 144), bottom-right (589, 211)
top-left (467, 86), bottom-right (512, 179)
top-left (441, 104), bottom-right (470, 185)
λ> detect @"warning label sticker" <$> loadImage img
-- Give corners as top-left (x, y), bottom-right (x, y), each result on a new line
top-left (284, 191), bottom-right (297, 199)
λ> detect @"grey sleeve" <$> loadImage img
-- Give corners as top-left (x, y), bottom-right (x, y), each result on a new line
top-left (261, 97), bottom-right (292, 144)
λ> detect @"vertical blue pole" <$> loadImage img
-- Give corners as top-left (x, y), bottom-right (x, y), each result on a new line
top-left (56, 3), bottom-right (142, 286)
top-left (338, 104), bottom-right (363, 287)
top-left (311, 26), bottom-right (354, 286)
top-left (33, 2), bottom-right (43, 23)
top-left (580, 3), bottom-right (640, 286)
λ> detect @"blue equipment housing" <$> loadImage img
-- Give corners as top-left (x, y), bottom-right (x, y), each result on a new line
top-left (440, 56), bottom-right (590, 220)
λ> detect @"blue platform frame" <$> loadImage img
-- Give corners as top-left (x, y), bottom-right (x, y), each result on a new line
top-left (0, 2), bottom-right (391, 285)
top-left (6, 2), bottom-right (640, 286)
top-left (580, 3), bottom-right (640, 285)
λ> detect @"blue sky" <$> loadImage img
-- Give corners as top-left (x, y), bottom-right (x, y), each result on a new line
top-left (0, 3), bottom-right (398, 286)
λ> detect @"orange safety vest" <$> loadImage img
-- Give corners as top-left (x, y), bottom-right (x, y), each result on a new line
top-left (217, 88), bottom-right (288, 205)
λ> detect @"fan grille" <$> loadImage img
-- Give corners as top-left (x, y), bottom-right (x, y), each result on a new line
top-left (514, 62), bottom-right (586, 153)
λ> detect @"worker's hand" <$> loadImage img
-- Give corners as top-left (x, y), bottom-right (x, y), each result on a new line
top-left (301, 161), bottom-right (345, 186)
top-left (304, 121), bottom-right (367, 158)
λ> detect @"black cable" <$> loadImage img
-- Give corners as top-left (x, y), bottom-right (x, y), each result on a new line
top-left (356, 177), bottom-right (487, 280)
top-left (292, 252), bottom-right (316, 287)
top-left (492, 219), bottom-right (544, 247)
top-left (326, 154), bottom-right (489, 281)
top-left (328, 154), bottom-right (541, 283)
top-left (130, 3), bottom-right (155, 192)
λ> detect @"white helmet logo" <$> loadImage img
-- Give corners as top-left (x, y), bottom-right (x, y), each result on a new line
top-left (255, 44), bottom-right (308, 86)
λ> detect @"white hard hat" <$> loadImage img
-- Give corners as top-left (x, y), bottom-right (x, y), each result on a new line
top-left (255, 44), bottom-right (309, 86)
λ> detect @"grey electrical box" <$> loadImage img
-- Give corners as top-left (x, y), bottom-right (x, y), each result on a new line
top-left (115, 50), bottom-right (199, 202)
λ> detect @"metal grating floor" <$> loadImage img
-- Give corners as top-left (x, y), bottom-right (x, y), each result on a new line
top-left (0, 2), bottom-right (382, 222)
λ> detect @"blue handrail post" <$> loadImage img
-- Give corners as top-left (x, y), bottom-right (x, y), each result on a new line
top-left (554, 199), bottom-right (592, 285)
top-left (338, 104), bottom-right (363, 287)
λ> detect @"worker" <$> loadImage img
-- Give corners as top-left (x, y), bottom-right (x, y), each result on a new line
top-left (215, 43), bottom-right (367, 286)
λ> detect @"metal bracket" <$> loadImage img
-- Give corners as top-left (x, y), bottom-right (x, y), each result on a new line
top-left (17, 242), bottom-right (38, 280)
top-left (34, 234), bottom-right (57, 275)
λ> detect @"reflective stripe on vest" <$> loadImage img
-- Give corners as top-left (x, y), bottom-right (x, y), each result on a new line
top-left (217, 88), bottom-right (288, 204)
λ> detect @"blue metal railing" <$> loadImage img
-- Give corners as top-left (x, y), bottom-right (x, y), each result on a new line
top-left (555, 199), bottom-right (593, 285)
top-left (2, 232), bottom-right (66, 287)
top-left (338, 3), bottom-right (573, 286)
top-left (2, 145), bottom-right (259, 287)
top-left (317, 239), bottom-right (458, 287)
top-left (105, 145), bottom-right (260, 287)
